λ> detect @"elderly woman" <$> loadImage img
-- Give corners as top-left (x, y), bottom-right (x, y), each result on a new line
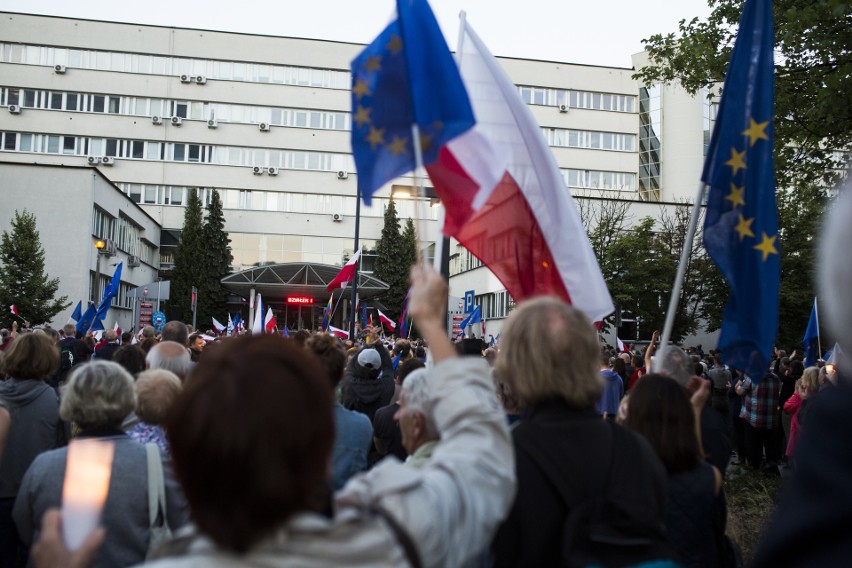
top-left (12, 361), bottom-right (188, 567)
top-left (127, 369), bottom-right (183, 459)
top-left (0, 333), bottom-right (64, 567)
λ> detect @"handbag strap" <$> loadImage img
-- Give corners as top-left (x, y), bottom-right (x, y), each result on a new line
top-left (145, 443), bottom-right (168, 528)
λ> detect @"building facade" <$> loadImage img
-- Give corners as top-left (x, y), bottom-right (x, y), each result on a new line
top-left (0, 12), bottom-right (714, 342)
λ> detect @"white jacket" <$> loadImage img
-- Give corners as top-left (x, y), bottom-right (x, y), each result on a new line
top-left (141, 356), bottom-right (516, 568)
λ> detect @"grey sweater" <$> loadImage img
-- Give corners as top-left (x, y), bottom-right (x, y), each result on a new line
top-left (13, 435), bottom-right (189, 567)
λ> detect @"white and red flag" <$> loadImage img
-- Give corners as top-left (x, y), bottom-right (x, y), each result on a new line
top-left (377, 309), bottom-right (397, 331)
top-left (264, 307), bottom-right (277, 334)
top-left (9, 305), bottom-right (19, 317)
top-left (328, 325), bottom-right (350, 339)
top-left (326, 250), bottom-right (361, 292)
top-left (617, 337), bottom-right (627, 352)
top-left (424, 20), bottom-right (613, 322)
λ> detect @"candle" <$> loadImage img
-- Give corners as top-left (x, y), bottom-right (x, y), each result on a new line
top-left (61, 439), bottom-right (115, 550)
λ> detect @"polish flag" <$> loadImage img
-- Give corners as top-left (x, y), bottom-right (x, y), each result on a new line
top-left (264, 307), bottom-right (277, 334)
top-left (425, 20), bottom-right (613, 322)
top-left (9, 305), bottom-right (19, 317)
top-left (328, 325), bottom-right (350, 339)
top-left (251, 294), bottom-right (264, 335)
top-left (326, 249), bottom-right (361, 292)
top-left (377, 309), bottom-right (396, 331)
top-left (617, 337), bottom-right (626, 352)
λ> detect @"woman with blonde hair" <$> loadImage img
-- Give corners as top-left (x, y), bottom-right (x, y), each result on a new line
top-left (783, 365), bottom-right (820, 464)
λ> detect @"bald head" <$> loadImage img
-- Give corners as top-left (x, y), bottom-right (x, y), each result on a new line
top-left (161, 321), bottom-right (189, 346)
top-left (146, 340), bottom-right (192, 382)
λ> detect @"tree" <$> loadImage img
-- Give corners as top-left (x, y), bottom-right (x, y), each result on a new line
top-left (169, 189), bottom-right (206, 324)
top-left (634, 0), bottom-right (851, 190)
top-left (373, 198), bottom-right (408, 320)
top-left (401, 218), bottom-right (418, 272)
top-left (199, 189), bottom-right (232, 329)
top-left (0, 210), bottom-right (69, 327)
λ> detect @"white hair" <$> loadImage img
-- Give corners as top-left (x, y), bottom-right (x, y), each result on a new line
top-left (402, 369), bottom-right (439, 439)
top-left (146, 341), bottom-right (192, 381)
top-left (819, 177), bottom-right (852, 354)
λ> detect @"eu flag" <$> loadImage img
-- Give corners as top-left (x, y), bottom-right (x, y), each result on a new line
top-left (70, 300), bottom-right (82, 322)
top-left (350, 0), bottom-right (475, 204)
top-left (803, 298), bottom-right (820, 367)
top-left (76, 302), bottom-right (97, 333)
top-left (97, 262), bottom-right (123, 313)
top-left (702, 0), bottom-right (778, 381)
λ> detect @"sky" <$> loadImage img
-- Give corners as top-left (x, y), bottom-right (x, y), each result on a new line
top-left (0, 0), bottom-right (713, 68)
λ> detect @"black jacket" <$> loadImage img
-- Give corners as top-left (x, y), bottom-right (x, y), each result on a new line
top-left (340, 342), bottom-right (394, 422)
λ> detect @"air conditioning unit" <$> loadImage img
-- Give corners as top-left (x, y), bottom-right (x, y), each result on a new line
top-left (171, 116), bottom-right (183, 126)
top-left (259, 122), bottom-right (271, 132)
top-left (152, 115), bottom-right (163, 125)
top-left (179, 74), bottom-right (192, 83)
top-left (8, 105), bottom-right (21, 114)
top-left (87, 156), bottom-right (101, 165)
top-left (332, 213), bottom-right (343, 222)
top-left (195, 75), bottom-right (207, 85)
top-left (100, 156), bottom-right (115, 166)
top-left (207, 119), bottom-right (218, 129)
top-left (127, 255), bottom-right (141, 268)
top-left (559, 104), bottom-right (569, 113)
top-left (54, 64), bottom-right (67, 74)
top-left (337, 170), bottom-right (349, 180)
top-left (98, 239), bottom-right (117, 256)
top-left (266, 167), bottom-right (279, 176)
top-left (252, 166), bottom-right (263, 175)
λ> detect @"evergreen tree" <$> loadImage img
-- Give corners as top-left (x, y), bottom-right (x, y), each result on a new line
top-left (401, 218), bottom-right (418, 272)
top-left (373, 198), bottom-right (408, 320)
top-left (169, 189), bottom-right (206, 324)
top-left (0, 210), bottom-right (69, 327)
top-left (200, 189), bottom-right (232, 329)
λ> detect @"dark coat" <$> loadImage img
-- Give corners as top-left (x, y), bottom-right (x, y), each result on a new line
top-left (340, 342), bottom-right (394, 422)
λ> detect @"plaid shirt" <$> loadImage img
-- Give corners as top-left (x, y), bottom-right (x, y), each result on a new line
top-left (739, 374), bottom-right (780, 428)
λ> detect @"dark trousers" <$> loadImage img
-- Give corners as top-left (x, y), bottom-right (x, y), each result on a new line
top-left (0, 497), bottom-right (28, 568)
top-left (744, 422), bottom-right (781, 468)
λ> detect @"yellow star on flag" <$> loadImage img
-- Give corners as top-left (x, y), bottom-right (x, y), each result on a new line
top-left (725, 148), bottom-right (747, 176)
top-left (364, 55), bottom-right (382, 73)
top-left (353, 105), bottom-right (371, 128)
top-left (734, 215), bottom-right (755, 241)
top-left (353, 79), bottom-right (371, 100)
top-left (725, 183), bottom-right (746, 208)
top-left (388, 136), bottom-right (408, 156)
top-left (742, 118), bottom-right (769, 147)
top-left (753, 232), bottom-right (778, 261)
top-left (419, 132), bottom-right (434, 152)
top-left (386, 34), bottom-right (402, 55)
top-left (366, 126), bottom-right (386, 149)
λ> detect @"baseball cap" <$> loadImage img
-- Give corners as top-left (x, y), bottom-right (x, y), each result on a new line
top-left (357, 348), bottom-right (382, 370)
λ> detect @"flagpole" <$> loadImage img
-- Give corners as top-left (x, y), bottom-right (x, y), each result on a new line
top-left (654, 181), bottom-right (707, 372)
top-left (329, 288), bottom-right (348, 326)
top-left (410, 123), bottom-right (427, 267)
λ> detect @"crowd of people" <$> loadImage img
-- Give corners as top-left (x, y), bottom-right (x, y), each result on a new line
top-left (0, 189), bottom-right (851, 567)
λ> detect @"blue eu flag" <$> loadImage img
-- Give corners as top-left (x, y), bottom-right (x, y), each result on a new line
top-left (803, 299), bottom-right (820, 367)
top-left (702, 0), bottom-right (778, 381)
top-left (76, 303), bottom-right (97, 333)
top-left (350, 0), bottom-right (475, 204)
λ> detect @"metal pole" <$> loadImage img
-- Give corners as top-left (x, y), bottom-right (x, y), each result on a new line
top-left (157, 279), bottom-right (162, 313)
top-left (654, 181), bottom-right (706, 372)
top-left (94, 253), bottom-right (102, 304)
top-left (349, 196), bottom-right (361, 339)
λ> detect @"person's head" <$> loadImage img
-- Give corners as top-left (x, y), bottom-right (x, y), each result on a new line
top-left (139, 337), bottom-right (159, 355)
top-left (112, 344), bottom-right (147, 378)
top-left (355, 347), bottom-right (382, 379)
top-left (142, 325), bottom-right (156, 339)
top-left (619, 352), bottom-right (631, 365)
top-left (495, 297), bottom-right (601, 409)
top-left (44, 327), bottom-right (60, 342)
top-left (657, 346), bottom-right (694, 386)
top-left (397, 357), bottom-right (426, 386)
top-left (801, 366), bottom-right (820, 393)
top-left (189, 333), bottom-right (205, 352)
top-left (161, 321), bottom-right (189, 346)
top-left (305, 333), bottom-right (347, 389)
top-left (121, 331), bottom-right (132, 345)
top-left (60, 361), bottom-right (136, 430)
top-left (62, 324), bottom-right (76, 338)
top-left (393, 339), bottom-right (412, 359)
top-left (395, 369), bottom-right (439, 454)
top-left (1, 332), bottom-right (59, 380)
top-left (624, 373), bottom-right (700, 474)
top-left (103, 329), bottom-right (118, 343)
top-left (632, 354), bottom-right (644, 369)
top-left (146, 341), bottom-right (192, 382)
top-left (293, 329), bottom-right (311, 347)
top-left (135, 369), bottom-right (182, 426)
top-left (613, 357), bottom-right (627, 377)
top-left (788, 360), bottom-right (805, 379)
top-left (166, 335), bottom-right (333, 553)
top-left (599, 351), bottom-right (612, 370)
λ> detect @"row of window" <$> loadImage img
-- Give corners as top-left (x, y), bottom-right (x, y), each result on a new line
top-left (0, 43), bottom-right (351, 89)
top-left (227, 232), bottom-right (381, 274)
top-left (0, 131), bottom-right (356, 171)
top-left (89, 272), bottom-right (134, 310)
top-left (0, 86), bottom-right (351, 131)
top-left (92, 208), bottom-right (157, 265)
top-left (518, 86), bottom-right (636, 113)
top-left (543, 128), bottom-right (636, 152)
top-left (475, 290), bottom-right (515, 320)
top-left (562, 169), bottom-right (637, 192)
top-left (450, 247), bottom-right (483, 276)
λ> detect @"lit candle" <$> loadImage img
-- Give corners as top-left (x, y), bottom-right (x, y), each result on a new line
top-left (61, 439), bottom-right (115, 550)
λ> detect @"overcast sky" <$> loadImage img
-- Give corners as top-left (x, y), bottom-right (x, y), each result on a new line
top-left (1, 0), bottom-right (713, 68)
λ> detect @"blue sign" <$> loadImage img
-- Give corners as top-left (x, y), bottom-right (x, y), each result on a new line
top-left (464, 290), bottom-right (475, 313)
top-left (152, 311), bottom-right (167, 333)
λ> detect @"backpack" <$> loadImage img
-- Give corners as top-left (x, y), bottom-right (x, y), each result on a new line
top-left (514, 421), bottom-right (678, 568)
top-left (58, 337), bottom-right (77, 372)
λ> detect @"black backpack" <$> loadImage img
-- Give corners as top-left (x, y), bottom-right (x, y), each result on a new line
top-left (514, 421), bottom-right (678, 568)
top-left (58, 337), bottom-right (77, 372)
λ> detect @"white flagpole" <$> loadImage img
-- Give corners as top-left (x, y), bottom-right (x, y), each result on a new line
top-left (653, 182), bottom-right (707, 372)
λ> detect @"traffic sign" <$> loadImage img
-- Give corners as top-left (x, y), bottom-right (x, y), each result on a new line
top-left (152, 311), bottom-right (166, 333)
top-left (464, 290), bottom-right (475, 313)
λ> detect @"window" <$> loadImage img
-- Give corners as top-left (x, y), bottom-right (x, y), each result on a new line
top-left (2, 132), bottom-right (16, 151)
top-left (92, 95), bottom-right (105, 113)
top-left (62, 136), bottom-right (76, 154)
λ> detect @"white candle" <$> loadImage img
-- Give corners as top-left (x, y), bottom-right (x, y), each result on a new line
top-left (61, 439), bottom-right (115, 550)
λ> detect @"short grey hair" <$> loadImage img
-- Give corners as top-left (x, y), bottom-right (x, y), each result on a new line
top-left (60, 360), bottom-right (136, 429)
top-left (820, 179), bottom-right (852, 354)
top-left (401, 369), bottom-right (438, 439)
top-left (657, 346), bottom-right (693, 386)
top-left (146, 341), bottom-right (192, 381)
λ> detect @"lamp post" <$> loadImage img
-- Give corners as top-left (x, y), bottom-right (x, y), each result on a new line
top-left (94, 239), bottom-right (106, 303)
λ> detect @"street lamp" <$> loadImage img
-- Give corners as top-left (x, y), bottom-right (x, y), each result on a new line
top-left (94, 239), bottom-right (106, 303)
